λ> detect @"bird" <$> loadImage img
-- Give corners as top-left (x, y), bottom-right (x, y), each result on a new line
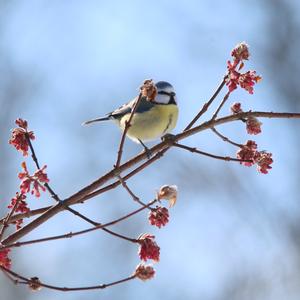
top-left (82, 80), bottom-right (178, 156)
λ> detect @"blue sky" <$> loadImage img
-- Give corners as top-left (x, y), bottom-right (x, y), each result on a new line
top-left (1, 1), bottom-right (300, 300)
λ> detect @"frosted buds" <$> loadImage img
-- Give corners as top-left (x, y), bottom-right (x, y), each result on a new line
top-left (140, 79), bottom-right (157, 101)
top-left (157, 185), bottom-right (178, 207)
top-left (231, 42), bottom-right (250, 62)
top-left (28, 277), bottom-right (42, 291)
top-left (134, 263), bottom-right (155, 281)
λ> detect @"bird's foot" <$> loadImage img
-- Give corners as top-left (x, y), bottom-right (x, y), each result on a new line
top-left (143, 147), bottom-right (152, 159)
top-left (161, 133), bottom-right (176, 144)
top-left (138, 139), bottom-right (152, 159)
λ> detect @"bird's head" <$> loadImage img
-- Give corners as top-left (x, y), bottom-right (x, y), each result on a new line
top-left (155, 81), bottom-right (177, 105)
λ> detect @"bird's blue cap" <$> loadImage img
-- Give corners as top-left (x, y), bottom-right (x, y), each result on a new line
top-left (155, 81), bottom-right (174, 90)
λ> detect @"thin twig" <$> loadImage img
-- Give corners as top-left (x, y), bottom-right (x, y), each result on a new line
top-left (3, 111), bottom-right (300, 246)
top-left (0, 200), bottom-right (156, 249)
top-left (118, 175), bottom-right (149, 208)
top-left (0, 207), bottom-right (53, 226)
top-left (0, 195), bottom-right (21, 240)
top-left (25, 132), bottom-right (109, 230)
top-left (0, 266), bottom-right (136, 292)
top-left (184, 75), bottom-right (227, 131)
top-left (211, 91), bottom-right (230, 120)
top-left (210, 127), bottom-right (243, 147)
top-left (0, 151), bottom-right (167, 226)
top-left (115, 93), bottom-right (143, 168)
top-left (173, 142), bottom-right (251, 163)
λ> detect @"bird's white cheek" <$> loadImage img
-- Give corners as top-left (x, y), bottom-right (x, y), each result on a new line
top-left (155, 94), bottom-right (170, 104)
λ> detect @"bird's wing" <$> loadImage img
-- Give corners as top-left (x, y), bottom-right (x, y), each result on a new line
top-left (109, 97), bottom-right (155, 119)
top-left (108, 98), bottom-right (135, 118)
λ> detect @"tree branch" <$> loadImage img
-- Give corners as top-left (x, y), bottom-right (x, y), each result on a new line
top-left (1, 200), bottom-right (157, 249)
top-left (173, 142), bottom-right (251, 162)
top-left (210, 127), bottom-right (243, 147)
top-left (115, 93), bottom-right (143, 168)
top-left (0, 266), bottom-right (136, 292)
top-left (184, 75), bottom-right (227, 131)
top-left (2, 111), bottom-right (300, 245)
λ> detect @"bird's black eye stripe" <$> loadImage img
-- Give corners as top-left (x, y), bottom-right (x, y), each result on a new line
top-left (158, 91), bottom-right (176, 97)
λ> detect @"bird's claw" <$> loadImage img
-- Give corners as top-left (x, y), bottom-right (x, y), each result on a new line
top-left (144, 147), bottom-right (152, 159)
top-left (161, 133), bottom-right (176, 144)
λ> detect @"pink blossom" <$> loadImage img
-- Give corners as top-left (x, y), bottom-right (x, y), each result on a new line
top-left (149, 207), bottom-right (169, 228)
top-left (238, 70), bottom-right (262, 94)
top-left (8, 192), bottom-right (30, 229)
top-left (230, 102), bottom-right (243, 114)
top-left (0, 248), bottom-right (11, 269)
top-left (236, 140), bottom-right (257, 166)
top-left (138, 234), bottom-right (160, 262)
top-left (18, 162), bottom-right (49, 197)
top-left (9, 118), bottom-right (35, 156)
top-left (254, 151), bottom-right (273, 174)
top-left (246, 116), bottom-right (262, 135)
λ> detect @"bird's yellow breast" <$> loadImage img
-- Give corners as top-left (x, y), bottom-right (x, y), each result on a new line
top-left (119, 104), bottom-right (178, 142)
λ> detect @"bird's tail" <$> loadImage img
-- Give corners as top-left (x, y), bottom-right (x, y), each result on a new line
top-left (82, 116), bottom-right (110, 125)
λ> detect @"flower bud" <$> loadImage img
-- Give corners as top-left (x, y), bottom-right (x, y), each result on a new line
top-left (231, 42), bottom-right (250, 61)
top-left (230, 102), bottom-right (243, 114)
top-left (134, 263), bottom-right (155, 281)
top-left (157, 185), bottom-right (178, 207)
top-left (28, 277), bottom-right (42, 291)
top-left (140, 79), bottom-right (157, 101)
top-left (246, 116), bottom-right (262, 135)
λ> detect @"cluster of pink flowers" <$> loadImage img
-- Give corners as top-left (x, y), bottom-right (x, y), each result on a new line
top-left (237, 140), bottom-right (273, 174)
top-left (246, 116), bottom-right (262, 135)
top-left (254, 151), bottom-right (273, 174)
top-left (134, 185), bottom-right (178, 280)
top-left (230, 102), bottom-right (262, 135)
top-left (148, 207), bottom-right (169, 228)
top-left (138, 233), bottom-right (160, 262)
top-left (230, 102), bottom-right (243, 114)
top-left (3, 119), bottom-right (51, 269)
top-left (236, 140), bottom-right (258, 167)
top-left (0, 248), bottom-right (11, 269)
top-left (226, 42), bottom-right (261, 94)
top-left (7, 192), bottom-right (30, 230)
top-left (8, 118), bottom-right (35, 156)
top-left (18, 162), bottom-right (49, 197)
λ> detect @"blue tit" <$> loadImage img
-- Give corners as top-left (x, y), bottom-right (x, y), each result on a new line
top-left (82, 81), bottom-right (178, 154)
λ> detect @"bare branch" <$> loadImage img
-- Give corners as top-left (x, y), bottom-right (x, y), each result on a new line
top-left (0, 266), bottom-right (136, 292)
top-left (173, 142), bottom-right (251, 162)
top-left (115, 93), bottom-right (143, 168)
top-left (118, 175), bottom-right (149, 208)
top-left (210, 127), bottom-right (243, 147)
top-left (211, 91), bottom-right (230, 120)
top-left (1, 200), bottom-right (156, 249)
top-left (2, 110), bottom-right (300, 246)
top-left (184, 75), bottom-right (227, 131)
